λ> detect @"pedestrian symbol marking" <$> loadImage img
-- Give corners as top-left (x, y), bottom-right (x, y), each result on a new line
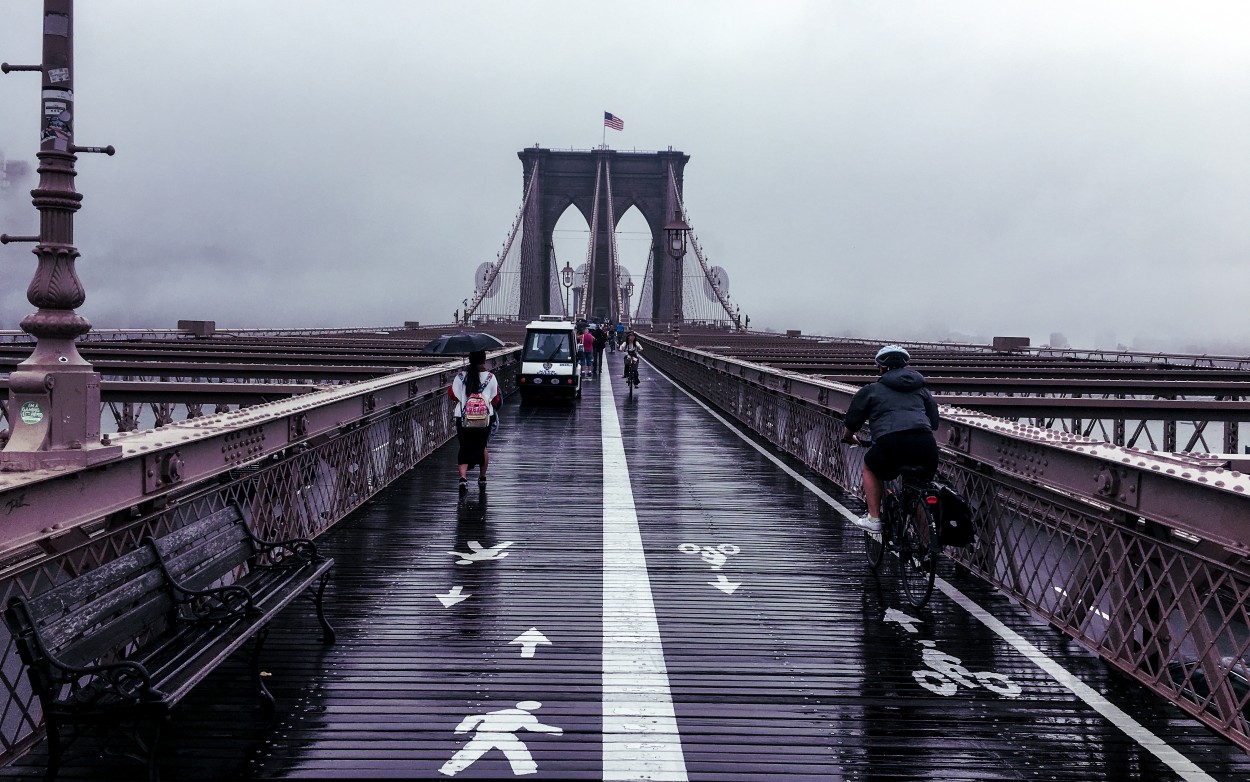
top-left (436, 586), bottom-right (472, 607)
top-left (438, 700), bottom-right (563, 777)
top-left (449, 540), bottom-right (514, 565)
top-left (509, 628), bottom-right (551, 658)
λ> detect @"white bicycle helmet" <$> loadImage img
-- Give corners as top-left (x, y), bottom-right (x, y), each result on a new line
top-left (874, 344), bottom-right (910, 368)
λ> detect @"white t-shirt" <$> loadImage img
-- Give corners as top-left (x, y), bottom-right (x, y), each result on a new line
top-left (450, 370), bottom-right (500, 419)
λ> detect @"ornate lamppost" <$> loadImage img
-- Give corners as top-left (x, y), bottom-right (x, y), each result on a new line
top-left (623, 279), bottom-right (634, 326)
top-left (1, 0), bottom-right (118, 468)
top-left (560, 261), bottom-right (574, 319)
top-left (664, 210), bottom-right (690, 341)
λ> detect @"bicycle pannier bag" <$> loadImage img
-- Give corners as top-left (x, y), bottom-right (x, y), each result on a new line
top-left (934, 478), bottom-right (975, 548)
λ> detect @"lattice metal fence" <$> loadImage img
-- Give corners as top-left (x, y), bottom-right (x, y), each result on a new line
top-left (0, 368), bottom-right (516, 761)
top-left (646, 340), bottom-right (1250, 753)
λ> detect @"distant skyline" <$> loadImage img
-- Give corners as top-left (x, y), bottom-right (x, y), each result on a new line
top-left (2, 1), bottom-right (1248, 353)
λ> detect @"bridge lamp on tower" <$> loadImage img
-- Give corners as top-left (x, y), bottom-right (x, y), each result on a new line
top-left (624, 279), bottom-right (635, 324)
top-left (664, 211), bottom-right (690, 337)
top-left (560, 261), bottom-right (575, 318)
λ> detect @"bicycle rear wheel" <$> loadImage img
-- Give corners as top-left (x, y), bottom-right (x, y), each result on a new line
top-left (864, 493), bottom-right (893, 570)
top-left (899, 498), bottom-right (937, 608)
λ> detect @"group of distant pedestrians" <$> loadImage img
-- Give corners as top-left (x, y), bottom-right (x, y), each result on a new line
top-left (574, 321), bottom-right (626, 379)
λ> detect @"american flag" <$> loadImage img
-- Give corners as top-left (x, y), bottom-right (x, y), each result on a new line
top-left (603, 112), bottom-right (624, 131)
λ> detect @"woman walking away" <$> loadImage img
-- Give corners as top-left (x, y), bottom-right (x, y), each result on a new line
top-left (449, 350), bottom-right (502, 493)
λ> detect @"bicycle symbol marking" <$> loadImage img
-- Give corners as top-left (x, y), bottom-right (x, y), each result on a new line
top-left (677, 542), bottom-right (739, 571)
top-left (912, 640), bottom-right (1022, 697)
top-left (885, 610), bottom-right (1022, 699)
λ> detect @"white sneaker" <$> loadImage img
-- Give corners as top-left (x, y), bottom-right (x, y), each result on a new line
top-left (852, 515), bottom-right (882, 533)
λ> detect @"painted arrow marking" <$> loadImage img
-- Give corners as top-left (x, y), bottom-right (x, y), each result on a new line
top-left (448, 540), bottom-right (514, 565)
top-left (436, 586), bottom-right (471, 607)
top-left (885, 607), bottom-right (922, 633)
top-left (709, 574), bottom-right (741, 595)
top-left (509, 628), bottom-right (552, 658)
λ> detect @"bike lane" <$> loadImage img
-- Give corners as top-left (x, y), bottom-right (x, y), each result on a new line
top-left (613, 356), bottom-right (1250, 782)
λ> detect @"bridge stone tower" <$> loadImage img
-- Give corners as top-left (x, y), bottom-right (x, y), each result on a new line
top-left (517, 147), bottom-right (689, 323)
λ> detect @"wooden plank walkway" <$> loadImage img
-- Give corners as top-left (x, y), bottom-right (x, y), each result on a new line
top-left (3, 353), bottom-right (1249, 780)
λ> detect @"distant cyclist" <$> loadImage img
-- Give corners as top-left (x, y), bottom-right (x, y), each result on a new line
top-left (841, 345), bottom-right (940, 533)
top-left (621, 332), bottom-right (643, 382)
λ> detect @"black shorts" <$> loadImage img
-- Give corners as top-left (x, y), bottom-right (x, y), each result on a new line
top-left (864, 428), bottom-right (938, 482)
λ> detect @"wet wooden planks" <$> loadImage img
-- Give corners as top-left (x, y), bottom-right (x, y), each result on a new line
top-left (1, 353), bottom-right (1248, 780)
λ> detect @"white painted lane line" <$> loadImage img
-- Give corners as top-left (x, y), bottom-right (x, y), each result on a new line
top-left (600, 373), bottom-right (689, 781)
top-left (649, 362), bottom-right (1217, 782)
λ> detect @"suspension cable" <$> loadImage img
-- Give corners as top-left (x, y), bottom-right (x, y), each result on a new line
top-left (604, 157), bottom-right (622, 322)
top-left (464, 159), bottom-right (539, 323)
top-left (667, 164), bottom-right (739, 328)
top-left (577, 157), bottom-right (603, 320)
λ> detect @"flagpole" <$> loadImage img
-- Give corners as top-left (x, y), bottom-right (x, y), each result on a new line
top-left (601, 120), bottom-right (606, 149)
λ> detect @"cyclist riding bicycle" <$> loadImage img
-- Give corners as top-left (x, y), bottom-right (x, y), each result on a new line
top-left (841, 345), bottom-right (940, 533)
top-left (622, 332), bottom-right (643, 382)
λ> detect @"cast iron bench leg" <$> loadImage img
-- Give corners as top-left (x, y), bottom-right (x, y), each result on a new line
top-left (42, 718), bottom-right (61, 782)
top-left (250, 627), bottom-right (276, 717)
top-left (315, 572), bottom-right (336, 644)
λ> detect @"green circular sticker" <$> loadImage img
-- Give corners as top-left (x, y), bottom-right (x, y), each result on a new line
top-left (19, 402), bottom-right (44, 425)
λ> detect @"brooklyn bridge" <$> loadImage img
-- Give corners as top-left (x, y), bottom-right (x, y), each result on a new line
top-left (0, 3), bottom-right (1247, 781)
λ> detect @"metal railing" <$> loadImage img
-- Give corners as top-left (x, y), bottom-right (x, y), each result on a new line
top-left (0, 349), bottom-right (520, 760)
top-left (641, 336), bottom-right (1250, 752)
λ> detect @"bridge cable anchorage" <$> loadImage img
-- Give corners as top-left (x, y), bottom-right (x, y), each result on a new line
top-left (668, 164), bottom-right (739, 328)
top-left (463, 159), bottom-right (538, 323)
top-left (577, 157), bottom-right (603, 321)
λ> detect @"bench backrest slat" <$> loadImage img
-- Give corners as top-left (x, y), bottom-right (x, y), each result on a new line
top-left (21, 547), bottom-right (174, 667)
top-left (150, 509), bottom-right (254, 592)
top-left (56, 592), bottom-right (174, 669)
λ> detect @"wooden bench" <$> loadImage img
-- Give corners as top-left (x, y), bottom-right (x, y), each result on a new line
top-left (4, 506), bottom-right (335, 782)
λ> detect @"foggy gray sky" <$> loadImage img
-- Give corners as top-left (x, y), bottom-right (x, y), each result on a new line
top-left (2, 1), bottom-right (1248, 351)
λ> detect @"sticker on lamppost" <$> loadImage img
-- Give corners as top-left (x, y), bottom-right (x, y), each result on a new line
top-left (448, 541), bottom-right (514, 565)
top-left (435, 586), bottom-right (471, 607)
top-left (509, 628), bottom-right (551, 658)
top-left (19, 402), bottom-right (44, 425)
top-left (438, 700), bottom-right (563, 777)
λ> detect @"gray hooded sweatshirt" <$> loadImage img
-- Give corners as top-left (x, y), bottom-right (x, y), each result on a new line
top-left (844, 367), bottom-right (940, 440)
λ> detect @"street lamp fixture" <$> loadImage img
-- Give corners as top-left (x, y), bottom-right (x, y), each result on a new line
top-left (561, 261), bottom-right (575, 317)
top-left (664, 211), bottom-right (690, 260)
top-left (663, 210), bottom-right (690, 336)
top-left (624, 279), bottom-right (635, 324)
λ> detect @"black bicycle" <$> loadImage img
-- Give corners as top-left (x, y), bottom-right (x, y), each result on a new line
top-left (862, 464), bottom-right (942, 608)
top-left (624, 351), bottom-right (641, 395)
